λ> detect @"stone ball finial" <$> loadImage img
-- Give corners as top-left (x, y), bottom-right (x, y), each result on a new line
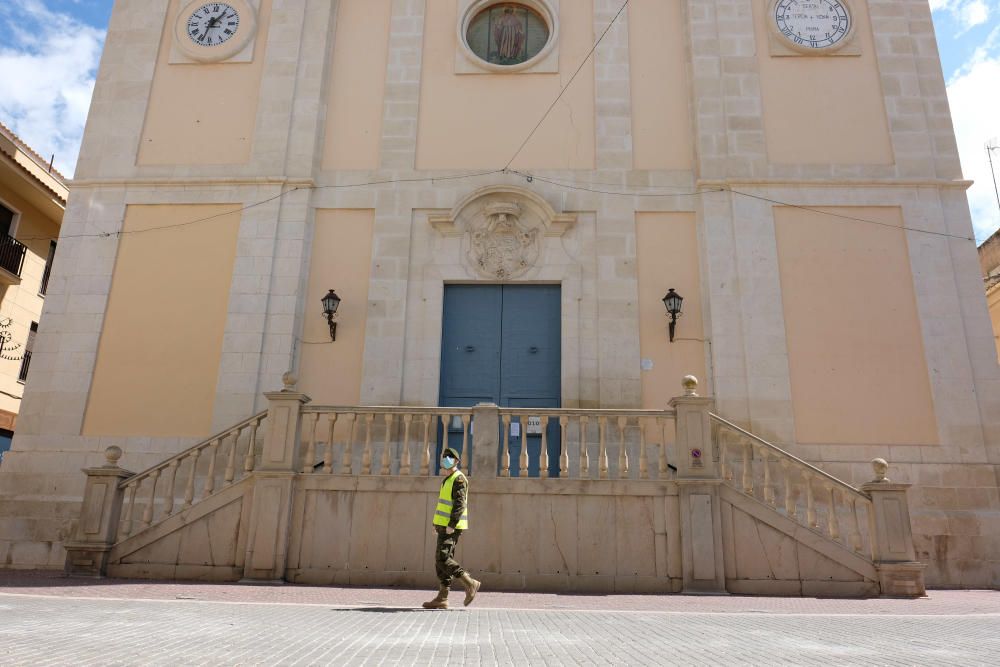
top-left (104, 445), bottom-right (123, 467)
top-left (871, 457), bottom-right (889, 483)
top-left (282, 372), bottom-right (298, 392)
top-left (682, 375), bottom-right (699, 397)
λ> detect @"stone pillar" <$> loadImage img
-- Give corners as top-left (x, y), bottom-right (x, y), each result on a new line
top-left (64, 446), bottom-right (134, 577)
top-left (669, 376), bottom-right (726, 594)
top-left (470, 403), bottom-right (499, 479)
top-left (860, 458), bottom-right (927, 598)
top-left (241, 374), bottom-right (310, 582)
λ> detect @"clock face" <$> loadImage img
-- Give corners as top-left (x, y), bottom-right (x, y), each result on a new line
top-left (186, 3), bottom-right (241, 47)
top-left (774, 0), bottom-right (852, 50)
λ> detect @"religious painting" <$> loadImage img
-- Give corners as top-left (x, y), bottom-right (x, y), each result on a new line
top-left (466, 3), bottom-right (550, 66)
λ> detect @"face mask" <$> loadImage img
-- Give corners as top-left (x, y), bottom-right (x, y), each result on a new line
top-left (441, 456), bottom-right (456, 470)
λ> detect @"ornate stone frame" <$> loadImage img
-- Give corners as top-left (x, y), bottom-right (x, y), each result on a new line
top-left (766, 0), bottom-right (861, 57)
top-left (171, 0), bottom-right (260, 64)
top-left (398, 186), bottom-right (590, 408)
top-left (455, 0), bottom-right (560, 74)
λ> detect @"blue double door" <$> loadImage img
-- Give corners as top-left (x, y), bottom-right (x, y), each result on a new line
top-left (439, 284), bottom-right (561, 476)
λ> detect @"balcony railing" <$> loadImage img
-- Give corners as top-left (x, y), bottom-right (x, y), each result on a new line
top-left (0, 234), bottom-right (27, 279)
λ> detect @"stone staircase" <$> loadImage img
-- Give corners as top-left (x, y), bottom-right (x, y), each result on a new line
top-left (64, 377), bottom-right (925, 597)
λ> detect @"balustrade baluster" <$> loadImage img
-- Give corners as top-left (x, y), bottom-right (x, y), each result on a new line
top-left (782, 462), bottom-right (796, 518)
top-left (342, 413), bottom-right (357, 474)
top-left (223, 431), bottom-right (238, 485)
top-left (639, 418), bottom-right (649, 480)
top-left (120, 482), bottom-right (138, 538)
top-left (301, 413), bottom-right (319, 473)
top-left (658, 417), bottom-right (669, 478)
top-left (183, 450), bottom-right (200, 509)
top-left (362, 414), bottom-right (375, 475)
top-left (741, 443), bottom-right (753, 494)
top-left (203, 442), bottom-right (219, 499)
top-left (827, 486), bottom-right (841, 540)
top-left (438, 414), bottom-right (450, 474)
top-left (324, 414), bottom-right (338, 474)
top-left (805, 475), bottom-right (817, 528)
top-left (720, 440), bottom-right (730, 482)
top-left (617, 417), bottom-right (629, 479)
top-left (380, 413), bottom-right (394, 475)
top-left (559, 416), bottom-right (568, 477)
top-left (849, 498), bottom-right (863, 552)
top-left (163, 460), bottom-right (179, 516)
top-left (539, 416), bottom-right (550, 478)
top-left (243, 419), bottom-right (259, 472)
top-left (141, 470), bottom-right (160, 529)
top-left (761, 447), bottom-right (774, 506)
top-left (579, 416), bottom-right (590, 478)
top-left (461, 414), bottom-right (471, 467)
top-left (400, 414), bottom-right (412, 476)
top-left (420, 414), bottom-right (431, 476)
top-left (519, 416), bottom-right (528, 477)
top-left (598, 416), bottom-right (609, 479)
top-left (501, 414), bottom-right (511, 477)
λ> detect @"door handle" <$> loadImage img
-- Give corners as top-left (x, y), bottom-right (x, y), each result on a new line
top-left (529, 346), bottom-right (539, 354)
top-left (465, 345), bottom-right (475, 352)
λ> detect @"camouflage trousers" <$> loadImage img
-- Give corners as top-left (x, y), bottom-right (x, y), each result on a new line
top-left (434, 526), bottom-right (465, 586)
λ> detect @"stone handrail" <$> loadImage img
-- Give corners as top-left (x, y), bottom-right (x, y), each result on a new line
top-left (116, 412), bottom-right (267, 541)
top-left (710, 413), bottom-right (874, 556)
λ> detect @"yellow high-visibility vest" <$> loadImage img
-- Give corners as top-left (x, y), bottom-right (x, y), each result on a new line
top-left (432, 470), bottom-right (469, 530)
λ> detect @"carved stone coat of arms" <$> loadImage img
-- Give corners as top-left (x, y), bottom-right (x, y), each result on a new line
top-left (467, 202), bottom-right (540, 280)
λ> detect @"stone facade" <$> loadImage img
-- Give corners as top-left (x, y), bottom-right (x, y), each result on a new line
top-left (0, 0), bottom-right (997, 588)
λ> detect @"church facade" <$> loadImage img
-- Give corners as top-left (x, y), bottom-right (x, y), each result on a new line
top-left (1, 0), bottom-right (998, 589)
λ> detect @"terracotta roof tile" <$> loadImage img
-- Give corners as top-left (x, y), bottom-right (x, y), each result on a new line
top-left (0, 120), bottom-right (68, 183)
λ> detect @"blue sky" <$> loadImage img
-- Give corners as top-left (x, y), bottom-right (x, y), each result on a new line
top-left (1, 0), bottom-right (998, 241)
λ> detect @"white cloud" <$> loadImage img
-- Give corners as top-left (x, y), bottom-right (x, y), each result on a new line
top-left (931, 0), bottom-right (992, 33)
top-left (0, 0), bottom-right (105, 177)
top-left (947, 25), bottom-right (1000, 242)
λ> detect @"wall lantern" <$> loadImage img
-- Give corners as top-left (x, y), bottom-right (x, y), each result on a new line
top-left (321, 289), bottom-right (342, 342)
top-left (662, 288), bottom-right (683, 342)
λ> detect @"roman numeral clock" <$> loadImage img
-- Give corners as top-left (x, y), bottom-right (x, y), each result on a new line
top-left (172, 0), bottom-right (259, 63)
top-left (768, 0), bottom-right (858, 56)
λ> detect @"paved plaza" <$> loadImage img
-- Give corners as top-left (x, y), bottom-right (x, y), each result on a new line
top-left (0, 573), bottom-right (998, 666)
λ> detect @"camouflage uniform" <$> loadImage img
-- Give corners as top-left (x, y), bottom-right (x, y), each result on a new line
top-left (434, 471), bottom-right (468, 586)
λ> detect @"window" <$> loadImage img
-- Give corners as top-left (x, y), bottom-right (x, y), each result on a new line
top-left (39, 241), bottom-right (56, 296)
top-left (0, 204), bottom-right (14, 237)
top-left (18, 322), bottom-right (36, 384)
top-left (466, 3), bottom-right (550, 67)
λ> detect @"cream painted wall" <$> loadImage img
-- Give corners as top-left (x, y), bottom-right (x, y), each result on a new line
top-left (774, 206), bottom-right (938, 445)
top-left (137, 0), bottom-right (273, 166)
top-left (636, 212), bottom-right (706, 410)
top-left (628, 0), bottom-right (693, 171)
top-left (416, 0), bottom-right (596, 170)
top-left (83, 204), bottom-right (241, 437)
top-left (297, 209), bottom-right (374, 406)
top-left (988, 287), bottom-right (1000, 363)
top-left (322, 0), bottom-right (392, 171)
top-left (753, 0), bottom-right (893, 166)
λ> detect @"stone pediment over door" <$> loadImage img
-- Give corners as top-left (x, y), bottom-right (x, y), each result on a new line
top-left (428, 185), bottom-right (578, 280)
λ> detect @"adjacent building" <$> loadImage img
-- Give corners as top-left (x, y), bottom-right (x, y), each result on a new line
top-left (0, 123), bottom-right (64, 462)
top-left (0, 0), bottom-right (997, 589)
top-left (979, 230), bottom-right (1000, 362)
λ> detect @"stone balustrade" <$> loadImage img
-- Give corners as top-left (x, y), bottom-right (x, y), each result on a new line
top-left (712, 413), bottom-right (876, 558)
top-left (66, 375), bottom-right (926, 597)
top-left (116, 413), bottom-right (267, 541)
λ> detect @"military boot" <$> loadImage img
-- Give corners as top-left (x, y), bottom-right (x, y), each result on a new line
top-left (458, 572), bottom-right (481, 607)
top-left (422, 585), bottom-right (449, 609)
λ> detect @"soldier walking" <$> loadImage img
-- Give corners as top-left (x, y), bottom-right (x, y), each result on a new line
top-left (422, 446), bottom-right (480, 609)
